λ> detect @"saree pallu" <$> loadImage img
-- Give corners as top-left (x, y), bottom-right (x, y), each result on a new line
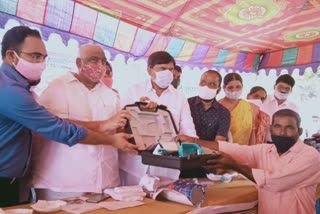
top-left (254, 110), bottom-right (270, 144)
top-left (230, 100), bottom-right (253, 145)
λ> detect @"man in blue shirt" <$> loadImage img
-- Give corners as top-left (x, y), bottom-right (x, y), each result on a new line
top-left (189, 70), bottom-right (230, 143)
top-left (180, 70), bottom-right (231, 178)
top-left (0, 26), bottom-right (137, 207)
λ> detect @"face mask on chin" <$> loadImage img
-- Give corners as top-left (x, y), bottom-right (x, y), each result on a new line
top-left (12, 52), bottom-right (46, 82)
top-left (247, 99), bottom-right (263, 108)
top-left (274, 90), bottom-right (289, 100)
top-left (153, 69), bottom-right (173, 89)
top-left (268, 135), bottom-right (297, 154)
top-left (80, 63), bottom-right (106, 83)
top-left (198, 86), bottom-right (218, 101)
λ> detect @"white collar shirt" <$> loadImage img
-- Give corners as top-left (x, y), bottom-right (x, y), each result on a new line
top-left (30, 72), bottom-right (120, 193)
top-left (261, 94), bottom-right (299, 119)
top-left (121, 79), bottom-right (197, 137)
top-left (119, 79), bottom-right (197, 186)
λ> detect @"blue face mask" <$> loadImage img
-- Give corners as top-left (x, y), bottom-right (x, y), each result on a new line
top-left (269, 135), bottom-right (297, 154)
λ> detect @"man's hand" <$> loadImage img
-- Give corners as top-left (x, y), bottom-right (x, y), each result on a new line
top-left (312, 133), bottom-right (320, 141)
top-left (139, 96), bottom-right (158, 109)
top-left (204, 152), bottom-right (237, 170)
top-left (175, 134), bottom-right (196, 143)
top-left (111, 133), bottom-right (138, 154)
top-left (100, 110), bottom-right (131, 132)
top-left (204, 151), bottom-right (255, 182)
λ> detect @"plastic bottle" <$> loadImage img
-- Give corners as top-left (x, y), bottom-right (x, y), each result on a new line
top-left (220, 173), bottom-right (238, 183)
top-left (207, 172), bottom-right (238, 183)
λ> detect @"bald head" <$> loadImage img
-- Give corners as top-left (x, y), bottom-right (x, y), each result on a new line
top-left (76, 44), bottom-right (108, 70)
top-left (78, 44), bottom-right (105, 59)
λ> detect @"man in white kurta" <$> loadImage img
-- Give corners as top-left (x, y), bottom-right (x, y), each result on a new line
top-left (119, 51), bottom-right (197, 185)
top-left (261, 74), bottom-right (299, 119)
top-left (30, 44), bottom-right (126, 200)
top-left (261, 74), bottom-right (299, 142)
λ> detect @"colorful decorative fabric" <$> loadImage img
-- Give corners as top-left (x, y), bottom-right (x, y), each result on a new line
top-left (0, 0), bottom-right (320, 73)
top-left (161, 180), bottom-right (205, 207)
top-left (253, 107), bottom-right (270, 145)
top-left (260, 42), bottom-right (320, 74)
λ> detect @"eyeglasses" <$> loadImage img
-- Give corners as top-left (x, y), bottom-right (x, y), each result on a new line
top-left (19, 51), bottom-right (48, 61)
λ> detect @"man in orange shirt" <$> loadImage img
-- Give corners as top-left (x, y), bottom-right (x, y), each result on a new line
top-left (178, 109), bottom-right (320, 213)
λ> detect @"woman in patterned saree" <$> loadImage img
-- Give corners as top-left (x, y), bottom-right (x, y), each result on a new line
top-left (247, 86), bottom-right (270, 144)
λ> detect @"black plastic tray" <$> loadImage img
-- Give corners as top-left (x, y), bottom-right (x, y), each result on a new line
top-left (140, 150), bottom-right (219, 170)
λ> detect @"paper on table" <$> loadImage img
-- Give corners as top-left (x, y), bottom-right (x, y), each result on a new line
top-left (139, 174), bottom-right (161, 192)
top-left (114, 185), bottom-right (143, 193)
top-left (61, 198), bottom-right (101, 214)
top-left (104, 188), bottom-right (146, 201)
top-left (31, 200), bottom-right (66, 213)
top-left (99, 201), bottom-right (145, 210)
top-left (2, 209), bottom-right (33, 214)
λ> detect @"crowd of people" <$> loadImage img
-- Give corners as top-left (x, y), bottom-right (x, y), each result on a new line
top-left (0, 26), bottom-right (320, 213)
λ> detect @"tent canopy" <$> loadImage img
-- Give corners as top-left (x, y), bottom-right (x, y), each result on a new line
top-left (0, 0), bottom-right (320, 74)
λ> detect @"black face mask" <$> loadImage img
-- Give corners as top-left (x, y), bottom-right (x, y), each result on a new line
top-left (171, 78), bottom-right (180, 88)
top-left (269, 135), bottom-right (297, 154)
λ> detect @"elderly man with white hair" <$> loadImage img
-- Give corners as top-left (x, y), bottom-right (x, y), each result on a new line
top-left (29, 44), bottom-right (133, 200)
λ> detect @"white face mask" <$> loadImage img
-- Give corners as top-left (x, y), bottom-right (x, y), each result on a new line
top-left (274, 90), bottom-right (289, 100)
top-left (153, 69), bottom-right (173, 89)
top-left (13, 52), bottom-right (46, 81)
top-left (198, 86), bottom-right (218, 100)
top-left (247, 99), bottom-right (263, 108)
top-left (225, 89), bottom-right (242, 100)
